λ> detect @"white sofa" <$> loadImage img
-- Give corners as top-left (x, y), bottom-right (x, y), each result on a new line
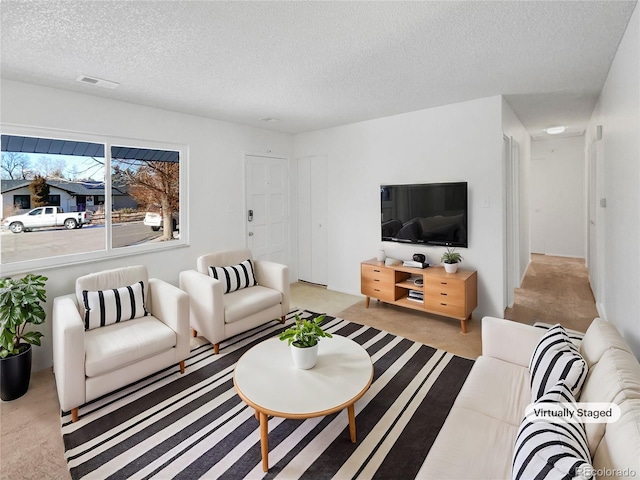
top-left (419, 317), bottom-right (640, 479)
top-left (179, 249), bottom-right (289, 354)
top-left (52, 266), bottom-right (190, 422)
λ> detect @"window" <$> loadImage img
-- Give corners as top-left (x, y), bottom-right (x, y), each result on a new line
top-left (1, 130), bottom-right (187, 273)
top-left (13, 195), bottom-right (30, 209)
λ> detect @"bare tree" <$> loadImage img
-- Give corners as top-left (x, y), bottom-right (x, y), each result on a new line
top-left (117, 160), bottom-right (179, 241)
top-left (1, 152), bottom-right (31, 179)
top-left (29, 175), bottom-right (50, 207)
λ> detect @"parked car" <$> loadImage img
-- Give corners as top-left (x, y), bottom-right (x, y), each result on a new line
top-left (143, 211), bottom-right (178, 232)
top-left (2, 206), bottom-right (91, 233)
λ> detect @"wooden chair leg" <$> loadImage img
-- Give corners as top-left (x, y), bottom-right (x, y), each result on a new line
top-left (280, 315), bottom-right (286, 324)
top-left (71, 408), bottom-right (79, 423)
top-left (179, 360), bottom-right (185, 374)
top-left (214, 343), bottom-right (220, 355)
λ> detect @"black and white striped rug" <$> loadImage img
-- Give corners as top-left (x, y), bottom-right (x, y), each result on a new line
top-left (61, 310), bottom-right (474, 479)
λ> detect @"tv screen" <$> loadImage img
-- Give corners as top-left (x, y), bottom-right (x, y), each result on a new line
top-left (380, 182), bottom-right (468, 247)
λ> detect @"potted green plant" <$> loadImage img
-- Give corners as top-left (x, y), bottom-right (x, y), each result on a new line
top-left (278, 314), bottom-right (333, 369)
top-left (441, 247), bottom-right (463, 273)
top-left (0, 273), bottom-right (47, 401)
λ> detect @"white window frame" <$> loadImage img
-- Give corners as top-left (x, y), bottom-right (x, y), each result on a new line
top-left (1, 124), bottom-right (189, 276)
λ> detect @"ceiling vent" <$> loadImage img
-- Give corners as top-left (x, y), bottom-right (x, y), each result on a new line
top-left (260, 117), bottom-right (280, 123)
top-left (77, 75), bottom-right (120, 89)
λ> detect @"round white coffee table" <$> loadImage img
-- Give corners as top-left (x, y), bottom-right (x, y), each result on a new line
top-left (233, 335), bottom-right (373, 472)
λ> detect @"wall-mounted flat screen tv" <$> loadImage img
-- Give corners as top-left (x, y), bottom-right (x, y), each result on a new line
top-left (380, 182), bottom-right (468, 247)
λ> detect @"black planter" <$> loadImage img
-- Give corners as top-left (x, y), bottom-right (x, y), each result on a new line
top-left (0, 344), bottom-right (32, 401)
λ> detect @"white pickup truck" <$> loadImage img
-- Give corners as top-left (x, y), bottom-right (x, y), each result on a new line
top-left (2, 206), bottom-right (90, 233)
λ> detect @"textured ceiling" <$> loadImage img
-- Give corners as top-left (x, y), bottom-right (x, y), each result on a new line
top-left (1, 1), bottom-right (637, 136)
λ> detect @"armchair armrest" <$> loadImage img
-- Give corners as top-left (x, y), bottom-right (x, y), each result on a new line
top-left (52, 294), bottom-right (86, 412)
top-left (253, 260), bottom-right (290, 316)
top-left (481, 316), bottom-right (545, 367)
top-left (179, 270), bottom-right (225, 344)
top-left (148, 278), bottom-right (190, 360)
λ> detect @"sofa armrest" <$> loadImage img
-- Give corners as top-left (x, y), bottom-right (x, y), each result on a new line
top-left (254, 260), bottom-right (290, 316)
top-left (148, 278), bottom-right (190, 360)
top-left (179, 270), bottom-right (225, 343)
top-left (52, 294), bottom-right (86, 412)
top-left (482, 316), bottom-right (545, 367)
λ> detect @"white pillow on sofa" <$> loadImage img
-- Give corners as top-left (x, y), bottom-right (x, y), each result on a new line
top-left (512, 383), bottom-right (593, 480)
top-left (529, 324), bottom-right (588, 402)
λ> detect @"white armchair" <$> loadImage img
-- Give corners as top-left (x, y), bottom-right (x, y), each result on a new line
top-left (52, 265), bottom-right (189, 422)
top-left (179, 249), bottom-right (290, 354)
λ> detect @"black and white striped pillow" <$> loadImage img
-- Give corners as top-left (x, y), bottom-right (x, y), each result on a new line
top-left (83, 281), bottom-right (148, 330)
top-left (208, 259), bottom-right (257, 294)
top-left (512, 383), bottom-right (593, 480)
top-left (529, 324), bottom-right (588, 402)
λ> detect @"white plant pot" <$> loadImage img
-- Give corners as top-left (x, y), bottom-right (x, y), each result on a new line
top-left (443, 262), bottom-right (459, 273)
top-left (290, 343), bottom-right (318, 370)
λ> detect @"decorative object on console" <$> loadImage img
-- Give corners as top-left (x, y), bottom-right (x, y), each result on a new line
top-left (278, 313), bottom-right (332, 369)
top-left (441, 247), bottom-right (463, 273)
top-left (385, 257), bottom-right (402, 266)
top-left (0, 273), bottom-right (47, 401)
top-left (413, 253), bottom-right (426, 263)
top-left (403, 260), bottom-right (428, 268)
top-left (376, 249), bottom-right (386, 262)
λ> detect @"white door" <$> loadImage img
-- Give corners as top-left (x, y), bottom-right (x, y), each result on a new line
top-left (245, 155), bottom-right (289, 264)
top-left (298, 155), bottom-right (328, 285)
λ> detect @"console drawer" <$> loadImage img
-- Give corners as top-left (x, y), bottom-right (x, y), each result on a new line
top-left (361, 264), bottom-right (395, 282)
top-left (424, 298), bottom-right (466, 318)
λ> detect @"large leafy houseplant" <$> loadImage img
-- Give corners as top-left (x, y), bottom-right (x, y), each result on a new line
top-left (0, 273), bottom-right (48, 358)
top-left (279, 314), bottom-right (332, 348)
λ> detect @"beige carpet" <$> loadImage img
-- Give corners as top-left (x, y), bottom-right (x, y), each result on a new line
top-left (504, 254), bottom-right (599, 333)
top-left (0, 254), bottom-right (597, 480)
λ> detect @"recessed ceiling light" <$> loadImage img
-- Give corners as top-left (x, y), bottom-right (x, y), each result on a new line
top-left (77, 75), bottom-right (120, 89)
top-left (545, 126), bottom-right (566, 135)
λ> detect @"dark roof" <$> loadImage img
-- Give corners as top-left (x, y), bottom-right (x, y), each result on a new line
top-left (2, 135), bottom-right (178, 162)
top-left (1, 178), bottom-right (128, 196)
top-left (1, 136), bottom-right (104, 157)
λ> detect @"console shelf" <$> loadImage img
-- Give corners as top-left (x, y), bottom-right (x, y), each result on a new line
top-left (361, 259), bottom-right (478, 333)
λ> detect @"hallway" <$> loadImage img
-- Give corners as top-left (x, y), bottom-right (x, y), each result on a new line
top-left (505, 254), bottom-right (599, 332)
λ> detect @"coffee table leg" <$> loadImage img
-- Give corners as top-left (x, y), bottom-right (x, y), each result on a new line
top-left (347, 404), bottom-right (356, 443)
top-left (260, 411), bottom-right (269, 472)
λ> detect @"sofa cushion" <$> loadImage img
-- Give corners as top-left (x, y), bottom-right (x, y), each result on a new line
top-left (85, 315), bottom-right (176, 377)
top-left (223, 285), bottom-right (282, 324)
top-left (454, 355), bottom-right (532, 426)
top-left (529, 324), bottom-right (588, 402)
top-left (580, 318), bottom-right (633, 368)
top-left (82, 281), bottom-right (148, 330)
top-left (579, 348), bottom-right (640, 456)
top-left (592, 399), bottom-right (640, 479)
top-left (513, 384), bottom-right (592, 480)
top-left (418, 406), bottom-right (519, 479)
top-left (208, 259), bottom-right (257, 293)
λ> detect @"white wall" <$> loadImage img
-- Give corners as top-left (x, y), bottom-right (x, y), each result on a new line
top-left (585, 4), bottom-right (640, 358)
top-left (530, 136), bottom-right (586, 258)
top-left (294, 96), bottom-right (505, 320)
top-left (502, 99), bottom-right (532, 284)
top-left (1, 79), bottom-right (294, 371)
